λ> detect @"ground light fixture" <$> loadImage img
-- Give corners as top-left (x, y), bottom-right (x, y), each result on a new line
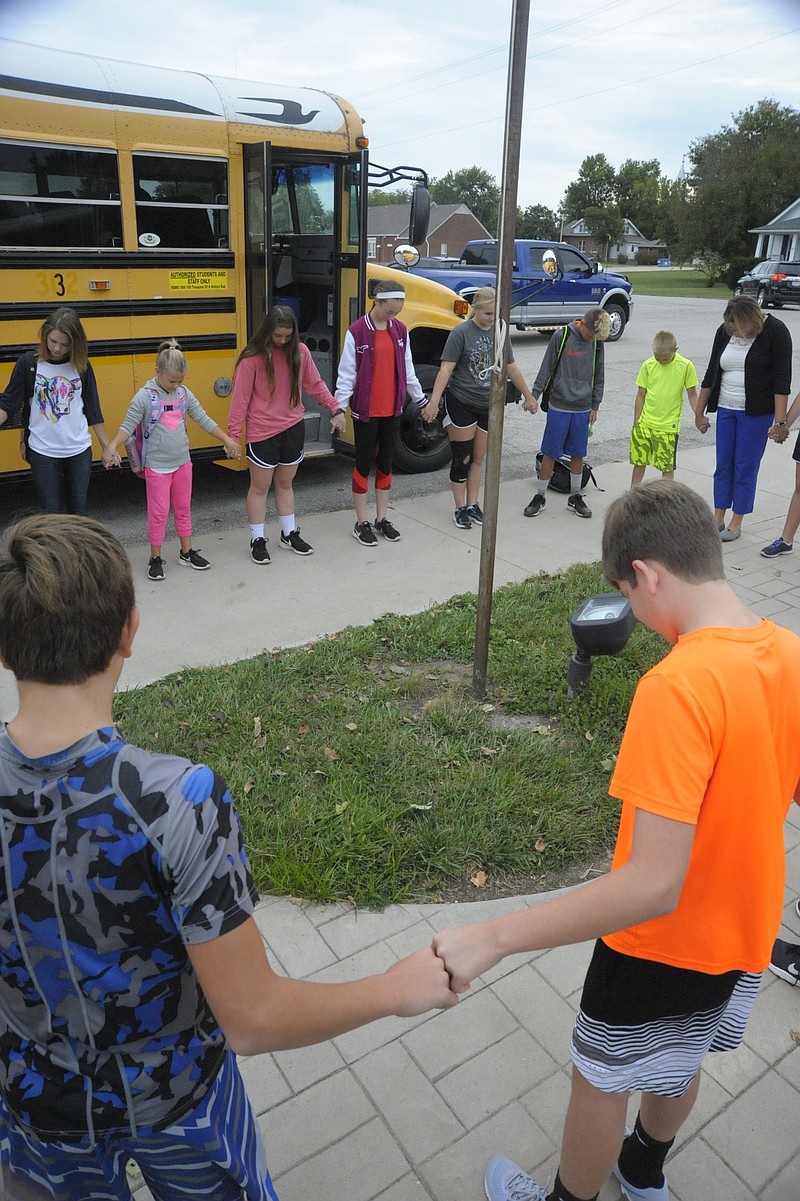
top-left (567, 592), bottom-right (637, 697)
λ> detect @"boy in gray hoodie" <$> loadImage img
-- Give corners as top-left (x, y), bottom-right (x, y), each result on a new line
top-left (523, 307), bottom-right (609, 519)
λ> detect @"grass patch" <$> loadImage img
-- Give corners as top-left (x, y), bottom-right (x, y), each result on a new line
top-left (628, 269), bottom-right (732, 300)
top-left (114, 562), bottom-right (668, 908)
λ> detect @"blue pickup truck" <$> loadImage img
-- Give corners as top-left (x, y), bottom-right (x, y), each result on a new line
top-left (401, 239), bottom-right (634, 341)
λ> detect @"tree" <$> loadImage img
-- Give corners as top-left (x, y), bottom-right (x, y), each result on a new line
top-left (562, 154), bottom-right (616, 220)
top-left (516, 203), bottom-right (559, 239)
top-left (685, 99), bottom-right (800, 261)
top-left (368, 188), bottom-right (412, 207)
top-left (582, 205), bottom-right (624, 257)
top-left (615, 159), bottom-right (662, 238)
top-left (429, 167), bottom-right (500, 234)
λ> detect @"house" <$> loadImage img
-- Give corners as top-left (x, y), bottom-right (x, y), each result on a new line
top-left (750, 198), bottom-right (800, 260)
top-left (562, 217), bottom-right (664, 264)
top-left (367, 202), bottom-right (490, 263)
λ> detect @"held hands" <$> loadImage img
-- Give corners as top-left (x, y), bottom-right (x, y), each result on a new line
top-left (330, 411), bottom-right (347, 435)
top-left (384, 947), bottom-right (459, 1016)
top-left (223, 436), bottom-right (241, 459)
top-left (431, 922), bottom-right (503, 995)
top-left (769, 423), bottom-right (790, 444)
top-left (102, 446), bottom-right (122, 469)
top-left (695, 412), bottom-right (710, 434)
top-left (522, 396), bottom-right (539, 415)
top-left (421, 398), bottom-right (440, 425)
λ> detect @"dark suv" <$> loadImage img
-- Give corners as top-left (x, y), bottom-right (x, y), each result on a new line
top-left (735, 260), bottom-right (800, 308)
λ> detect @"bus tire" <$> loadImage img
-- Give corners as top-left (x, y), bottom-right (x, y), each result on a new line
top-left (394, 364), bottom-right (450, 473)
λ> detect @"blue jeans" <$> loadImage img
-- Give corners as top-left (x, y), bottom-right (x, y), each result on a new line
top-left (712, 408), bottom-right (773, 516)
top-left (27, 447), bottom-right (93, 515)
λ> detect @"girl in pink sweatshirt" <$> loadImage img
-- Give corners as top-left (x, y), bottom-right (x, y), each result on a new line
top-left (228, 306), bottom-right (346, 561)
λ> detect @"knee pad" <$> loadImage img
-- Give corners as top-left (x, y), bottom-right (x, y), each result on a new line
top-left (449, 439), bottom-right (474, 484)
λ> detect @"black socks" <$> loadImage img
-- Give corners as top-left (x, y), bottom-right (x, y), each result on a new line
top-left (547, 1171), bottom-right (598, 1201)
top-left (617, 1114), bottom-right (675, 1189)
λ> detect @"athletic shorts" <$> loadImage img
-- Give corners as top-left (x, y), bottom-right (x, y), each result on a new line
top-left (570, 939), bottom-right (760, 1097)
top-left (444, 391), bottom-right (489, 433)
top-left (793, 431), bottom-right (800, 463)
top-left (0, 1050), bottom-right (277, 1201)
top-left (247, 420), bottom-right (305, 468)
top-left (629, 421), bottom-right (679, 473)
top-left (541, 408), bottom-right (590, 460)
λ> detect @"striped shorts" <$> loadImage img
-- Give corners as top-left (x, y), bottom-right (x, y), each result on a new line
top-left (0, 1050), bottom-right (278, 1201)
top-left (570, 940), bottom-right (761, 1097)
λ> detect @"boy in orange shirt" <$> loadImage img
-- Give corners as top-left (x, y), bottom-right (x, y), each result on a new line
top-left (433, 480), bottom-right (800, 1201)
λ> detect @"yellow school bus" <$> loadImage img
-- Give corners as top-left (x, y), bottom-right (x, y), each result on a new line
top-left (0, 39), bottom-right (465, 477)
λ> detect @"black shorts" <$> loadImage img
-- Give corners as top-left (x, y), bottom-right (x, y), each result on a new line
top-left (793, 430), bottom-right (800, 463)
top-left (246, 421), bottom-right (305, 468)
top-left (444, 391), bottom-right (489, 433)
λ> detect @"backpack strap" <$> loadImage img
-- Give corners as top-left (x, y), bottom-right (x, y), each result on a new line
top-left (545, 326), bottom-right (569, 393)
top-left (142, 388), bottom-right (163, 440)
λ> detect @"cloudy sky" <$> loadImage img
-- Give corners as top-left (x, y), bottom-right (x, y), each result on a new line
top-left (2, 0), bottom-right (799, 211)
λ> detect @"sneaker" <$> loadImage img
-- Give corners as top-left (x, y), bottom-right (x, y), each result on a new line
top-left (567, 493), bottom-right (592, 519)
top-left (353, 520), bottom-right (378, 547)
top-left (795, 897), bottom-right (800, 921)
top-left (179, 548), bottom-right (210, 570)
top-left (148, 555), bottom-right (165, 581)
top-left (761, 537), bottom-right (793, 558)
top-left (280, 528), bottom-right (313, 556)
top-left (523, 493), bottom-right (546, 517)
top-left (769, 938), bottom-right (800, 985)
top-left (484, 1156), bottom-right (548, 1201)
top-left (453, 506), bottom-right (473, 529)
top-left (250, 537), bottom-right (271, 564)
top-left (466, 503), bottom-right (484, 525)
top-left (613, 1163), bottom-right (669, 1201)
top-left (375, 518), bottom-right (401, 542)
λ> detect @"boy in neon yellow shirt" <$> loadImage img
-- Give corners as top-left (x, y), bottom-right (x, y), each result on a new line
top-left (630, 331), bottom-right (706, 487)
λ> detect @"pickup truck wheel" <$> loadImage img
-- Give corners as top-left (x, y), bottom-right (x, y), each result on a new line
top-left (394, 364), bottom-right (450, 473)
top-left (604, 303), bottom-right (627, 342)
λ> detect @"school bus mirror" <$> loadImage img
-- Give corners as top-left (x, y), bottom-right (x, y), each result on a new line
top-left (408, 186), bottom-right (431, 246)
top-left (392, 244), bottom-right (420, 270)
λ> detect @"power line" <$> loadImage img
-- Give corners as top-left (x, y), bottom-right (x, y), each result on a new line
top-left (375, 23), bottom-right (800, 153)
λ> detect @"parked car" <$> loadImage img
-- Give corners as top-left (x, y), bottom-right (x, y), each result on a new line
top-left (734, 260), bottom-right (800, 308)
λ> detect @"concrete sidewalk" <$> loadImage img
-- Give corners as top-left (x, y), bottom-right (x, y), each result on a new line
top-left (11, 441), bottom-right (800, 1201)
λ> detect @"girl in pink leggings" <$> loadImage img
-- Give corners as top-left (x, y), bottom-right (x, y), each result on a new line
top-left (103, 341), bottom-right (240, 580)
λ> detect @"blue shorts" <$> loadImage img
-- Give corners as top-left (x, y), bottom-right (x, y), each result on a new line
top-left (0, 1050), bottom-right (278, 1201)
top-left (541, 409), bottom-right (590, 460)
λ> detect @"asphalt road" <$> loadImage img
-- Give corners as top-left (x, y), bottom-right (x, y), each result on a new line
top-left (3, 294), bottom-right (799, 551)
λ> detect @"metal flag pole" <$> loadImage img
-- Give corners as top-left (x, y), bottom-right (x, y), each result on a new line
top-left (472, 0), bottom-right (531, 698)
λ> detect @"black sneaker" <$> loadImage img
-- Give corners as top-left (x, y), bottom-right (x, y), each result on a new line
top-left (769, 938), bottom-right (800, 985)
top-left (148, 555), bottom-right (165, 581)
top-left (466, 503), bottom-right (483, 525)
top-left (250, 537), bottom-right (271, 564)
top-left (179, 548), bottom-right (210, 570)
top-left (353, 520), bottom-right (378, 546)
top-left (524, 493), bottom-right (546, 517)
top-left (453, 506), bottom-right (472, 529)
top-left (375, 518), bottom-right (401, 542)
top-left (280, 528), bottom-right (313, 555)
top-left (761, 538), bottom-right (793, 558)
top-left (567, 493), bottom-right (592, 519)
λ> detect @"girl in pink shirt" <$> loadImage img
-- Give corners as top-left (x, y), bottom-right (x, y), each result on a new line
top-left (228, 306), bottom-right (346, 561)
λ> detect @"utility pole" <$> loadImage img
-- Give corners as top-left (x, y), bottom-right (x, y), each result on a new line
top-left (472, 0), bottom-right (530, 698)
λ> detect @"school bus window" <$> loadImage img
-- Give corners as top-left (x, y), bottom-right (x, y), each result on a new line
top-left (0, 139), bottom-right (122, 248)
top-left (271, 164), bottom-right (334, 236)
top-left (132, 152), bottom-right (229, 250)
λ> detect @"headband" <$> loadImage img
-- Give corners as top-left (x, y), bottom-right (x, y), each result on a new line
top-left (373, 291), bottom-right (406, 300)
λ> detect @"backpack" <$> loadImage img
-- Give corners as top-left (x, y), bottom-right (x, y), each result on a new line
top-left (535, 451), bottom-right (599, 493)
top-left (125, 386), bottom-right (189, 476)
top-left (539, 325), bottom-right (600, 413)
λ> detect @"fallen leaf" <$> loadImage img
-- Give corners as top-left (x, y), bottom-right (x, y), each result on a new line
top-left (601, 758), bottom-right (616, 771)
top-left (470, 870), bottom-right (488, 888)
top-left (272, 769), bottom-right (288, 778)
top-left (535, 838), bottom-right (546, 853)
top-left (211, 710), bottom-right (226, 724)
top-left (297, 724), bottom-right (309, 736)
top-left (323, 747), bottom-right (341, 761)
top-left (791, 1030), bottom-right (800, 1046)
top-left (243, 779), bottom-right (255, 794)
top-left (335, 801), bottom-right (349, 815)
top-left (480, 745), bottom-right (498, 757)
top-left (253, 734), bottom-right (267, 749)
top-left (252, 717), bottom-right (262, 738)
top-left (481, 703), bottom-right (496, 713)
top-left (345, 722), bottom-right (358, 731)
top-left (408, 803), bottom-right (433, 811)
top-left (585, 730), bottom-right (594, 742)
